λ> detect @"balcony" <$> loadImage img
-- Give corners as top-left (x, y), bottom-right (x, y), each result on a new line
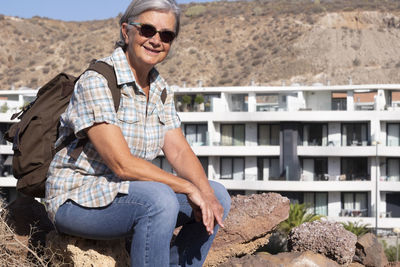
top-left (300, 174), bottom-right (371, 182)
top-left (340, 208), bottom-right (368, 217)
top-left (175, 94), bottom-right (220, 112)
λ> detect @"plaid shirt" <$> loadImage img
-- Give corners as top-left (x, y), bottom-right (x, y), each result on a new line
top-left (45, 47), bottom-right (181, 222)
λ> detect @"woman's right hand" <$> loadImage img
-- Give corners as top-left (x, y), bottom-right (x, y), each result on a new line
top-left (186, 186), bottom-right (215, 235)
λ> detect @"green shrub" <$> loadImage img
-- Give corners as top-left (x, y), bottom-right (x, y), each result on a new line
top-left (185, 5), bottom-right (207, 18)
top-left (182, 95), bottom-right (192, 105)
top-left (278, 203), bottom-right (324, 235)
top-left (194, 94), bottom-right (204, 104)
top-left (341, 221), bottom-right (371, 237)
top-left (0, 103), bottom-right (9, 113)
top-left (382, 239), bottom-right (400, 262)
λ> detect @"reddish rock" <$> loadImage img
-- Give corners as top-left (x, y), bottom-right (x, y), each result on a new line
top-left (205, 193), bottom-right (290, 266)
top-left (355, 233), bottom-right (388, 267)
top-left (219, 251), bottom-right (341, 267)
top-left (288, 220), bottom-right (357, 265)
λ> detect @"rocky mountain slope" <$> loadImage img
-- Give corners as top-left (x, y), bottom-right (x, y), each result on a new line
top-left (1, 0), bottom-right (400, 89)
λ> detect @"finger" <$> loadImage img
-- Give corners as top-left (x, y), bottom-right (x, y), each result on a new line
top-left (202, 205), bottom-right (213, 235)
top-left (214, 211), bottom-right (224, 228)
top-left (207, 207), bottom-right (214, 234)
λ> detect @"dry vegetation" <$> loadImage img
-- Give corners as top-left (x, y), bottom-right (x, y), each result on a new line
top-left (0, 200), bottom-right (52, 266)
top-left (2, 0), bottom-right (400, 89)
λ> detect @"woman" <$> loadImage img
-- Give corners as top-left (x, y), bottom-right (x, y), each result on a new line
top-left (45, 0), bottom-right (231, 266)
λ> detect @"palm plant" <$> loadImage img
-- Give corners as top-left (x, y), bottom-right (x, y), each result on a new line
top-left (341, 221), bottom-right (371, 237)
top-left (278, 203), bottom-right (324, 235)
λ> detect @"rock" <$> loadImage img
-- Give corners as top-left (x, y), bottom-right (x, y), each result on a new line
top-left (42, 193), bottom-right (288, 267)
top-left (204, 193), bottom-right (290, 266)
top-left (349, 263), bottom-right (366, 267)
top-left (220, 251), bottom-right (341, 267)
top-left (355, 233), bottom-right (388, 267)
top-left (288, 220), bottom-right (357, 265)
top-left (46, 231), bottom-right (129, 267)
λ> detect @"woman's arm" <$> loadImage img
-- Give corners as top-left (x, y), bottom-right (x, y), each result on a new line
top-left (162, 128), bottom-right (225, 228)
top-left (85, 122), bottom-right (215, 234)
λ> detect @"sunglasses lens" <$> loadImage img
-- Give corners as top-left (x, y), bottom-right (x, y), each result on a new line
top-left (159, 31), bottom-right (176, 43)
top-left (135, 23), bottom-right (176, 43)
top-left (140, 24), bottom-right (157, 38)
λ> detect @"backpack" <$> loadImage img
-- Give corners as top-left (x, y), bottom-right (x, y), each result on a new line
top-left (4, 60), bottom-right (121, 198)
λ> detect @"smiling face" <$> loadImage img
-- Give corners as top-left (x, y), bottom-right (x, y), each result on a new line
top-left (122, 10), bottom-right (176, 73)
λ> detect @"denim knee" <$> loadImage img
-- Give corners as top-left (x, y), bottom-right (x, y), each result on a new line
top-left (209, 181), bottom-right (231, 219)
top-left (143, 182), bottom-right (180, 226)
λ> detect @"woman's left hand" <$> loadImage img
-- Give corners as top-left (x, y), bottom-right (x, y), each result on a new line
top-left (203, 192), bottom-right (225, 229)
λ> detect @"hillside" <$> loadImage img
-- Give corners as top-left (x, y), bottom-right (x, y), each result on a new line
top-left (2, 0), bottom-right (400, 89)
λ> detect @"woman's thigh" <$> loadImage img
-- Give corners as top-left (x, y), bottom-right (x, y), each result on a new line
top-left (54, 181), bottom-right (179, 240)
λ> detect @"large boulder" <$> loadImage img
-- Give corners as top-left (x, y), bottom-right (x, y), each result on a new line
top-left (219, 251), bottom-right (341, 267)
top-left (5, 193), bottom-right (289, 266)
top-left (44, 193), bottom-right (289, 267)
top-left (46, 231), bottom-right (129, 267)
top-left (288, 220), bottom-right (357, 265)
top-left (354, 233), bottom-right (388, 267)
top-left (204, 192), bottom-right (290, 266)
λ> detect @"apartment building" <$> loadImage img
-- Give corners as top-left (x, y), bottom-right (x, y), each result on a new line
top-left (166, 83), bottom-right (400, 231)
top-left (0, 84), bottom-right (399, 230)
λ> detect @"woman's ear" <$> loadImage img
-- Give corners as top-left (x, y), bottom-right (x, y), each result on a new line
top-left (121, 23), bottom-right (130, 44)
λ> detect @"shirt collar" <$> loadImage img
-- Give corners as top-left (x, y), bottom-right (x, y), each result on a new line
top-left (110, 47), bottom-right (167, 95)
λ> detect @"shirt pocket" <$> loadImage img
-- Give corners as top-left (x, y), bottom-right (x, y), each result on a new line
top-left (116, 96), bottom-right (143, 153)
top-left (117, 95), bottom-right (139, 124)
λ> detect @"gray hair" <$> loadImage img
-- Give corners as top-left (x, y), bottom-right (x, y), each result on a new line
top-left (116, 0), bottom-right (181, 50)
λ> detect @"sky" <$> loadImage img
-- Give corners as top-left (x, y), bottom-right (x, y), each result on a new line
top-left (0, 0), bottom-right (214, 21)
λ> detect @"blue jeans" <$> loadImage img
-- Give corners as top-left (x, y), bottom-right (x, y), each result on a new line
top-left (54, 180), bottom-right (231, 267)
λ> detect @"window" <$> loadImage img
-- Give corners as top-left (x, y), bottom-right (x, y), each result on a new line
top-left (198, 157), bottom-right (209, 177)
top-left (256, 94), bottom-right (279, 111)
top-left (387, 158), bottom-right (400, 182)
top-left (304, 192), bottom-right (328, 216)
top-left (258, 124), bottom-right (280, 145)
top-left (221, 124), bottom-right (245, 146)
top-left (153, 156), bottom-right (208, 176)
top-left (341, 123), bottom-right (368, 146)
top-left (332, 92), bottom-right (347, 110)
top-left (182, 123), bottom-right (208, 146)
top-left (257, 157), bottom-right (280, 180)
top-left (204, 94), bottom-right (220, 112)
top-left (152, 157), bottom-right (175, 174)
top-left (341, 192), bottom-right (368, 217)
top-left (0, 123), bottom-right (12, 145)
top-left (302, 123), bottom-right (328, 146)
top-left (387, 123), bottom-right (400, 146)
top-left (301, 158), bottom-right (328, 181)
top-left (0, 155), bottom-right (12, 177)
top-left (220, 157), bottom-right (244, 180)
top-left (230, 94), bottom-right (248, 112)
top-left (354, 91), bottom-right (376, 110)
top-left (341, 157), bottom-right (369, 181)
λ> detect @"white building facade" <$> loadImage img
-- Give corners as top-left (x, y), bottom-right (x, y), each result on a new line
top-left (0, 85), bottom-right (400, 230)
top-left (168, 84), bottom-right (400, 231)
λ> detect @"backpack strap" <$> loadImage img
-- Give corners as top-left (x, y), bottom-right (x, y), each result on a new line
top-left (87, 60), bottom-right (121, 112)
top-left (69, 60), bottom-right (121, 160)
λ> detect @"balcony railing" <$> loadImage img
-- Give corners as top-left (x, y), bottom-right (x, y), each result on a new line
top-left (340, 209), bottom-right (368, 217)
top-left (301, 174), bottom-right (371, 181)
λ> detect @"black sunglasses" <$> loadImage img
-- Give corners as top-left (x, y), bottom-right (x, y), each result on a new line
top-left (129, 22), bottom-right (176, 43)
